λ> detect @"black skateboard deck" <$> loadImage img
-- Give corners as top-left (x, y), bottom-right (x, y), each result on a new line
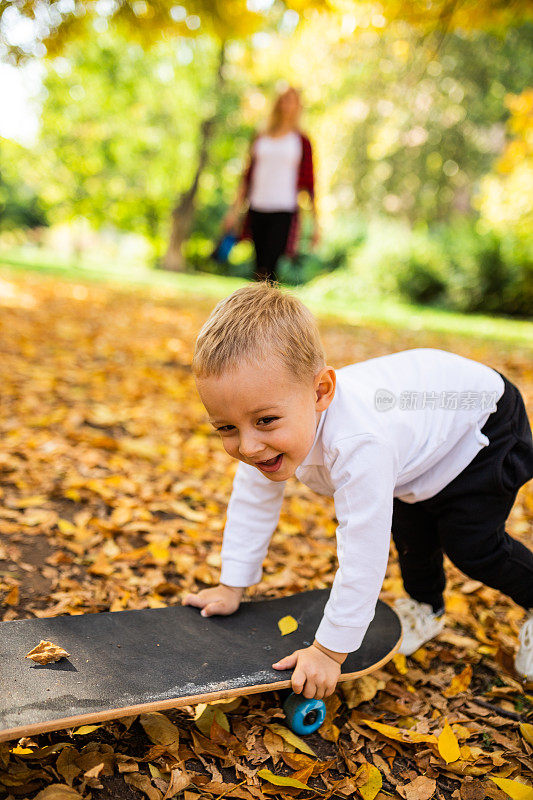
top-left (0, 590), bottom-right (401, 742)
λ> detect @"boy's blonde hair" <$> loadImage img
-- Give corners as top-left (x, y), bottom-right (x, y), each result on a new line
top-left (193, 283), bottom-right (325, 382)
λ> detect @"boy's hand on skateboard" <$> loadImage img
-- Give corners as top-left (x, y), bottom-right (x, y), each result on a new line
top-left (182, 584), bottom-right (244, 617)
top-left (272, 642), bottom-right (346, 700)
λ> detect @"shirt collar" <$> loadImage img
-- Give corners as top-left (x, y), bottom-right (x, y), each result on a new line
top-left (299, 408), bottom-right (327, 468)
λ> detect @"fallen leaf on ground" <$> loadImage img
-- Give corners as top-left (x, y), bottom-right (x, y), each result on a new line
top-left (194, 705), bottom-right (230, 737)
top-left (437, 718), bottom-right (461, 763)
top-left (444, 663), bottom-right (473, 696)
top-left (267, 723), bottom-right (316, 756)
top-left (139, 712), bottom-right (180, 758)
top-left (72, 725), bottom-right (103, 735)
top-left (398, 775), bottom-right (437, 800)
top-left (355, 762), bottom-right (383, 800)
top-left (257, 768), bottom-right (310, 789)
top-left (125, 772), bottom-right (162, 800)
top-left (342, 675), bottom-right (385, 708)
top-left (363, 719), bottom-right (437, 744)
top-left (519, 723), bottom-right (533, 747)
top-left (489, 777), bottom-right (533, 800)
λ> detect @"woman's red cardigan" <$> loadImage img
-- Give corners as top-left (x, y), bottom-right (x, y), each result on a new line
top-left (240, 131), bottom-right (315, 258)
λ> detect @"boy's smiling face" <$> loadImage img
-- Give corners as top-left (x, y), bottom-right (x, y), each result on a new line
top-left (197, 355), bottom-right (336, 482)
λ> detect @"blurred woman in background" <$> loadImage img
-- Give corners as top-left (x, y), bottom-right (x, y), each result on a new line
top-left (224, 86), bottom-right (318, 282)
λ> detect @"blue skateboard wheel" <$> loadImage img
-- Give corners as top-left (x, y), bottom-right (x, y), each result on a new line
top-left (283, 692), bottom-right (326, 735)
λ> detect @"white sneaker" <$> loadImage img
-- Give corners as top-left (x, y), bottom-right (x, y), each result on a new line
top-left (515, 609), bottom-right (533, 681)
top-left (394, 597), bottom-right (445, 655)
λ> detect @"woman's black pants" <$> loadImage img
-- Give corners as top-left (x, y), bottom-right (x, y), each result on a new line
top-left (249, 209), bottom-right (294, 282)
top-left (392, 374), bottom-right (533, 613)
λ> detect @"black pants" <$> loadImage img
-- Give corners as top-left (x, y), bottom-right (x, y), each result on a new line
top-left (249, 209), bottom-right (294, 282)
top-left (392, 374), bottom-right (533, 613)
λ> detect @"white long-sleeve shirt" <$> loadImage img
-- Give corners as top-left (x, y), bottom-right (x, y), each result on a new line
top-left (249, 132), bottom-right (302, 212)
top-left (220, 349), bottom-right (504, 653)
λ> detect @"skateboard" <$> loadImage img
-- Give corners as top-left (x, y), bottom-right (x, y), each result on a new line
top-left (0, 589), bottom-right (401, 743)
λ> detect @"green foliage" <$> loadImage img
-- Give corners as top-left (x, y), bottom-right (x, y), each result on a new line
top-left (384, 221), bottom-right (532, 316)
top-left (396, 240), bottom-right (448, 305)
top-left (323, 22), bottom-right (532, 226)
top-left (35, 31), bottom-right (250, 254)
top-left (0, 139), bottom-right (47, 231)
top-left (303, 217), bottom-right (532, 317)
top-left (440, 223), bottom-right (533, 316)
top-left (3, 1), bottom-right (532, 320)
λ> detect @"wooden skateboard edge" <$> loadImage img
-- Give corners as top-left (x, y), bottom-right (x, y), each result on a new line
top-left (0, 634), bottom-right (402, 744)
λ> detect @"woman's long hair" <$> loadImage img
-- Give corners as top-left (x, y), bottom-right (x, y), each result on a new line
top-left (266, 86), bottom-right (302, 135)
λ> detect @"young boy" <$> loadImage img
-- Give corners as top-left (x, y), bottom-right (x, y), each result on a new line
top-left (184, 284), bottom-right (533, 699)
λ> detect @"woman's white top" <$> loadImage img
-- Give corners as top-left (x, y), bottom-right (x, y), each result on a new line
top-left (248, 131), bottom-right (302, 212)
top-left (218, 349), bottom-right (505, 653)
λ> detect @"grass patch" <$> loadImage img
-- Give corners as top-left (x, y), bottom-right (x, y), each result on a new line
top-left (1, 246), bottom-right (532, 351)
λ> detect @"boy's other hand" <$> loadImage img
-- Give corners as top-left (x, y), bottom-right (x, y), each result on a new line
top-left (272, 645), bottom-right (342, 700)
top-left (182, 584), bottom-right (244, 617)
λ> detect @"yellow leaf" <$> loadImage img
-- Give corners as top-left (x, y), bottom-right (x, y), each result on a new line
top-left (478, 645), bottom-right (497, 655)
top-left (437, 719), bottom-right (460, 764)
top-left (139, 712), bottom-right (180, 757)
top-left (17, 743), bottom-right (71, 759)
top-left (58, 519), bottom-right (77, 534)
top-left (10, 746), bottom-right (34, 754)
top-left (5, 585), bottom-right (19, 606)
top-left (520, 723), bottom-right (533, 747)
top-left (11, 495), bottom-right (47, 509)
top-left (392, 653), bottom-right (407, 674)
top-left (278, 615), bottom-right (298, 635)
top-left (114, 546), bottom-right (148, 562)
top-left (460, 745), bottom-right (472, 760)
top-left (257, 768), bottom-right (310, 790)
top-left (168, 500), bottom-right (205, 522)
top-left (268, 723), bottom-right (317, 756)
top-left (363, 720), bottom-right (437, 744)
top-left (489, 777), bottom-right (533, 800)
top-left (451, 724), bottom-right (472, 741)
top-left (355, 763), bottom-right (382, 800)
top-left (148, 541), bottom-right (170, 564)
top-left (446, 594), bottom-right (470, 614)
top-left (146, 595), bottom-right (167, 609)
top-left (87, 552), bottom-right (114, 576)
top-left (195, 705), bottom-right (230, 737)
top-left (411, 647), bottom-right (433, 669)
top-left (444, 664), bottom-right (473, 697)
top-left (211, 697), bottom-right (242, 712)
top-left (72, 725), bottom-right (102, 735)
top-left (25, 640), bottom-right (70, 664)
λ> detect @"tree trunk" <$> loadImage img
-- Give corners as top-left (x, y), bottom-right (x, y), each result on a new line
top-left (162, 42), bottom-right (226, 271)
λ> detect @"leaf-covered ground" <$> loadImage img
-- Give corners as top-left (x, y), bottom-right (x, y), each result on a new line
top-left (0, 270), bottom-right (532, 800)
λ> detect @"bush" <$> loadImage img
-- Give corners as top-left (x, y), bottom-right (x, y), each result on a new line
top-left (396, 237), bottom-right (448, 306)
top-left (302, 217), bottom-right (532, 318)
top-left (392, 222), bottom-right (532, 317)
top-left (441, 224), bottom-right (532, 316)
